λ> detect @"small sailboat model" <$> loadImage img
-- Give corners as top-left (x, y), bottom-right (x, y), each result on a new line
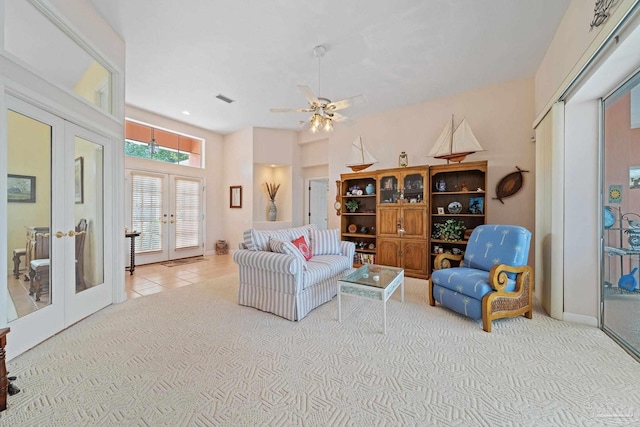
top-left (428, 116), bottom-right (485, 163)
top-left (346, 136), bottom-right (378, 172)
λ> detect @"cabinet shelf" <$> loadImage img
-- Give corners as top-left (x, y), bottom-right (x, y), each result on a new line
top-left (431, 239), bottom-right (468, 245)
top-left (342, 233), bottom-right (376, 238)
top-left (342, 194), bottom-right (376, 198)
top-left (432, 214), bottom-right (485, 218)
top-left (355, 249), bottom-right (376, 254)
top-left (343, 212), bottom-right (376, 216)
top-left (429, 161), bottom-right (487, 276)
top-left (433, 191), bottom-right (486, 196)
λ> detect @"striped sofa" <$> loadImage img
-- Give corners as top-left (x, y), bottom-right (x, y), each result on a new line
top-left (233, 225), bottom-right (355, 321)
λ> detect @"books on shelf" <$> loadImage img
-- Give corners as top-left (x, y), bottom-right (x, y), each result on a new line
top-left (354, 253), bottom-right (376, 265)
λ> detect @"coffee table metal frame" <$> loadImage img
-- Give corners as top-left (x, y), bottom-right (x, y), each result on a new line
top-left (337, 264), bottom-right (404, 334)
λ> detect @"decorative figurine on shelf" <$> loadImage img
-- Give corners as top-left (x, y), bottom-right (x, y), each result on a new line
top-left (399, 151), bottom-right (408, 167)
top-left (460, 182), bottom-right (468, 192)
top-left (618, 267), bottom-right (638, 292)
top-left (435, 179), bottom-right (446, 192)
top-left (365, 183), bottom-right (375, 195)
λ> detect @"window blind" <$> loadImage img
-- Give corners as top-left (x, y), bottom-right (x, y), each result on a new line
top-left (131, 173), bottom-right (163, 253)
top-left (174, 178), bottom-right (201, 250)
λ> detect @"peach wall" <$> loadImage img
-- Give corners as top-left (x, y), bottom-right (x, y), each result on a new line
top-left (223, 128), bottom-right (254, 249)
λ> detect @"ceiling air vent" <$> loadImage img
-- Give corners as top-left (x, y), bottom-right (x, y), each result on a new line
top-left (216, 94), bottom-right (235, 104)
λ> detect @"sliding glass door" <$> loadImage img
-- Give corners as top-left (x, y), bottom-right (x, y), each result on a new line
top-left (602, 71), bottom-right (640, 360)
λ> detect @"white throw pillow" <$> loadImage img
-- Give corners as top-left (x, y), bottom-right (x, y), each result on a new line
top-left (310, 228), bottom-right (341, 255)
top-left (269, 238), bottom-right (308, 269)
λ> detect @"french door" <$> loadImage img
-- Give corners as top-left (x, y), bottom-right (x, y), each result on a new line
top-left (5, 96), bottom-right (111, 358)
top-left (126, 170), bottom-right (204, 265)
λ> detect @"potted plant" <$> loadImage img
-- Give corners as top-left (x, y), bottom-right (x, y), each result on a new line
top-left (345, 199), bottom-right (359, 213)
top-left (433, 219), bottom-right (466, 241)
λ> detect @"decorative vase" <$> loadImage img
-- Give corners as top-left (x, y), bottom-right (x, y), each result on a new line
top-left (365, 183), bottom-right (375, 195)
top-left (268, 200), bottom-right (277, 221)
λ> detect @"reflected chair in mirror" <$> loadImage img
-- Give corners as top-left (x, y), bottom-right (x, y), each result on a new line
top-left (28, 232), bottom-right (50, 302)
top-left (29, 219), bottom-right (87, 301)
top-left (428, 224), bottom-right (533, 332)
top-left (75, 219), bottom-right (87, 292)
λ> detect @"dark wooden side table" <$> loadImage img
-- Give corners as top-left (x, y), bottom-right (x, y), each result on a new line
top-left (125, 232), bottom-right (141, 275)
top-left (0, 327), bottom-right (9, 412)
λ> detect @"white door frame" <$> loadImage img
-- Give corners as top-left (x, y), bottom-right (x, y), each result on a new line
top-left (305, 177), bottom-right (329, 229)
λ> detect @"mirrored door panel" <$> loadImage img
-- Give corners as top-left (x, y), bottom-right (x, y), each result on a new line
top-left (6, 110), bottom-right (52, 320)
top-left (73, 136), bottom-right (104, 295)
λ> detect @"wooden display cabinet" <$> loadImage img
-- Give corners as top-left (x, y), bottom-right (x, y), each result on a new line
top-left (428, 160), bottom-right (487, 275)
top-left (339, 171), bottom-right (378, 267)
top-left (376, 165), bottom-right (429, 279)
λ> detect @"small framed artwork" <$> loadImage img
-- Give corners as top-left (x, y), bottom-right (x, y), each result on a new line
top-left (630, 167), bottom-right (640, 189)
top-left (230, 185), bottom-right (242, 208)
top-left (469, 197), bottom-right (484, 214)
top-left (436, 207), bottom-right (445, 215)
top-left (75, 157), bottom-right (84, 204)
top-left (7, 174), bottom-right (36, 203)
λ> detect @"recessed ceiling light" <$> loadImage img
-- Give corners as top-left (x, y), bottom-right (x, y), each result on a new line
top-left (181, 110), bottom-right (191, 115)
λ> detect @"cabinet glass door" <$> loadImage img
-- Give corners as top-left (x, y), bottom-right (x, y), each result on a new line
top-left (402, 173), bottom-right (424, 203)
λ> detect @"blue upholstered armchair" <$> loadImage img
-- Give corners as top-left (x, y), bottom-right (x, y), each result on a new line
top-left (428, 224), bottom-right (533, 332)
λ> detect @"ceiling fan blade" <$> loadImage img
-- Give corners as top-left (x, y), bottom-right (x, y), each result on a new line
top-left (270, 108), bottom-right (315, 113)
top-left (330, 112), bottom-right (351, 122)
top-left (297, 85), bottom-right (320, 106)
top-left (326, 94), bottom-right (367, 111)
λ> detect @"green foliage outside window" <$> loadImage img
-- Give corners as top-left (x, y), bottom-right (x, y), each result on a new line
top-left (125, 140), bottom-right (189, 164)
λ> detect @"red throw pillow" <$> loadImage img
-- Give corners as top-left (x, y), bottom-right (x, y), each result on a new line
top-left (291, 235), bottom-right (312, 261)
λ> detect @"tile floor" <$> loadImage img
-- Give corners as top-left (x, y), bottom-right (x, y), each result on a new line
top-left (125, 254), bottom-right (236, 299)
top-left (7, 254), bottom-right (237, 319)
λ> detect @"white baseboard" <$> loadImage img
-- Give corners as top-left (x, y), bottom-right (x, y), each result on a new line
top-left (563, 311), bottom-right (598, 327)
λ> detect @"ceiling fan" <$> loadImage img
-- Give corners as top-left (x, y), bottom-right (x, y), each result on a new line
top-left (270, 45), bottom-right (366, 133)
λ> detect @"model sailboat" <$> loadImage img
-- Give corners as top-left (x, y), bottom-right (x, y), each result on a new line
top-left (346, 136), bottom-right (378, 172)
top-left (428, 116), bottom-right (484, 163)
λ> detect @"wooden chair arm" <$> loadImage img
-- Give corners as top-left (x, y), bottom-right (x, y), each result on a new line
top-left (433, 253), bottom-right (463, 270)
top-left (488, 264), bottom-right (533, 293)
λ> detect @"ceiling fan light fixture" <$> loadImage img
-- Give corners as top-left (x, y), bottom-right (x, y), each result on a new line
top-left (323, 117), bottom-right (333, 132)
top-left (148, 127), bottom-right (159, 156)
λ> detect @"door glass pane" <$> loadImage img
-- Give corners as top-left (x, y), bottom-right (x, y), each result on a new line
top-left (403, 173), bottom-right (424, 203)
top-left (3, 1), bottom-right (112, 113)
top-left (6, 110), bottom-right (52, 320)
top-left (174, 178), bottom-right (201, 250)
top-left (131, 173), bottom-right (163, 253)
top-left (379, 174), bottom-right (398, 204)
top-left (602, 72), bottom-right (640, 359)
top-left (74, 137), bottom-right (104, 294)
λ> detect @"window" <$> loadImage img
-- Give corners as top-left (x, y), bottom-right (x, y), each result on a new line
top-left (125, 120), bottom-right (203, 167)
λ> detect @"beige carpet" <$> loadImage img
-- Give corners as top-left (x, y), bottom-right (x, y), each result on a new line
top-left (2, 274), bottom-right (640, 426)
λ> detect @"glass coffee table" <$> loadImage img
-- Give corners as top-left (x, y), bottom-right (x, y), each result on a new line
top-left (337, 264), bottom-right (404, 334)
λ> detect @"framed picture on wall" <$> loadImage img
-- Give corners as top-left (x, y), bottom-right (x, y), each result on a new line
top-left (7, 174), bottom-right (36, 203)
top-left (230, 185), bottom-right (242, 208)
top-left (75, 157), bottom-right (84, 204)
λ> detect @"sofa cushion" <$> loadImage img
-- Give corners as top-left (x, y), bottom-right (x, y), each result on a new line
top-left (269, 238), bottom-right (308, 269)
top-left (303, 255), bottom-right (351, 289)
top-left (244, 229), bottom-right (290, 251)
top-left (291, 235), bottom-right (312, 261)
top-left (287, 224), bottom-right (317, 243)
top-left (310, 228), bottom-right (341, 255)
top-left (430, 267), bottom-right (516, 300)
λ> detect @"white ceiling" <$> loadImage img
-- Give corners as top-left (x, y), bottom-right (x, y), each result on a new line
top-left (88, 0), bottom-right (571, 135)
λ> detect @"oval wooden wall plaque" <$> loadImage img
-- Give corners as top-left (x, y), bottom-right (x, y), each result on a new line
top-left (493, 166), bottom-right (529, 204)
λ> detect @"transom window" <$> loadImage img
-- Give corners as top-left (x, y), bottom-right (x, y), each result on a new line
top-left (125, 120), bottom-right (203, 168)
